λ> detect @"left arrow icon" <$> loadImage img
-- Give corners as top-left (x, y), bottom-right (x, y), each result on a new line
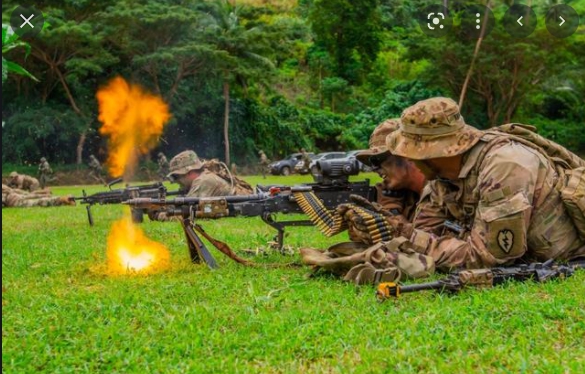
top-left (517, 16), bottom-right (523, 26)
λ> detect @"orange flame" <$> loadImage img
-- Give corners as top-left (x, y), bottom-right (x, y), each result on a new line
top-left (96, 76), bottom-right (171, 179)
top-left (106, 216), bottom-right (170, 274)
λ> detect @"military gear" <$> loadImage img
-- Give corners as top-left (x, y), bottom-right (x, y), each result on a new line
top-left (203, 159), bottom-right (254, 195)
top-left (300, 237), bottom-right (435, 286)
top-left (387, 97), bottom-right (483, 160)
top-left (356, 118), bottom-right (401, 166)
top-left (157, 152), bottom-right (169, 180)
top-left (7, 172), bottom-right (40, 192)
top-left (168, 150), bottom-right (205, 178)
top-left (38, 158), bottom-right (54, 189)
top-left (2, 184), bottom-right (74, 208)
top-left (397, 125), bottom-right (584, 272)
top-left (560, 167), bottom-right (585, 241)
top-left (377, 259), bottom-right (585, 300)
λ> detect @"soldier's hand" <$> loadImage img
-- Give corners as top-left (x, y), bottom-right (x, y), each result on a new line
top-left (349, 194), bottom-right (391, 216)
top-left (337, 204), bottom-right (396, 245)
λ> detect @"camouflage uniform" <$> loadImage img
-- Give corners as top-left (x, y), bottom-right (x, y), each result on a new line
top-left (149, 151), bottom-right (233, 221)
top-left (38, 157), bottom-right (53, 189)
top-left (7, 171), bottom-right (40, 192)
top-left (2, 184), bottom-right (74, 208)
top-left (157, 152), bottom-right (169, 180)
top-left (300, 119), bottom-right (430, 285)
top-left (258, 150), bottom-right (269, 179)
top-left (88, 155), bottom-right (105, 184)
top-left (386, 97), bottom-right (585, 271)
top-left (301, 148), bottom-right (311, 171)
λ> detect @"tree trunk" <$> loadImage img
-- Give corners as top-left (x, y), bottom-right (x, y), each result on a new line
top-left (223, 80), bottom-right (231, 166)
top-left (459, 1), bottom-right (492, 110)
top-left (76, 130), bottom-right (87, 166)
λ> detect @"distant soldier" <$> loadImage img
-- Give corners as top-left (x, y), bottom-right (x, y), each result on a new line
top-left (37, 157), bottom-right (54, 189)
top-left (300, 148), bottom-right (311, 172)
top-left (88, 155), bottom-right (106, 184)
top-left (157, 152), bottom-right (170, 180)
top-left (2, 184), bottom-right (75, 208)
top-left (7, 171), bottom-right (40, 192)
top-left (258, 150), bottom-right (269, 179)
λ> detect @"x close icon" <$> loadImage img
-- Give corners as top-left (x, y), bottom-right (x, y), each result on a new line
top-left (10, 5), bottom-right (45, 38)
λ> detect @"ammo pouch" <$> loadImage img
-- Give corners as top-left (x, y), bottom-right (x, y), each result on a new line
top-left (300, 237), bottom-right (435, 285)
top-left (560, 167), bottom-right (585, 241)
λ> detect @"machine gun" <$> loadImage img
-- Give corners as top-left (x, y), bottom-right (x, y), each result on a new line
top-left (124, 180), bottom-right (376, 269)
top-left (74, 178), bottom-right (181, 226)
top-left (376, 259), bottom-right (585, 300)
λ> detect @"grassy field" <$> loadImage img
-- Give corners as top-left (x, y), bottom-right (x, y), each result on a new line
top-left (2, 173), bottom-right (584, 373)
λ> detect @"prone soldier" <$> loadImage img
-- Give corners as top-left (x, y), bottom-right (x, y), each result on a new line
top-left (7, 171), bottom-right (40, 192)
top-left (2, 184), bottom-right (74, 208)
top-left (382, 97), bottom-right (585, 271)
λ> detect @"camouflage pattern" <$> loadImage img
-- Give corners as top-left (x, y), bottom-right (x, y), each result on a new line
top-left (167, 150), bottom-right (204, 179)
top-left (387, 97), bottom-right (483, 160)
top-left (375, 183), bottom-right (419, 222)
top-left (2, 184), bottom-right (74, 208)
top-left (300, 237), bottom-right (435, 285)
top-left (7, 172), bottom-right (40, 192)
top-left (203, 159), bottom-right (254, 195)
top-left (38, 157), bottom-right (53, 189)
top-left (300, 148), bottom-right (311, 170)
top-left (88, 155), bottom-right (105, 184)
top-left (157, 152), bottom-right (169, 179)
top-left (186, 169), bottom-right (232, 197)
top-left (356, 118), bottom-right (401, 165)
top-left (258, 150), bottom-right (269, 179)
top-left (400, 137), bottom-right (585, 272)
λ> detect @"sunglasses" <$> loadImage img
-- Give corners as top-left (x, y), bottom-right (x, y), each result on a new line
top-left (369, 154), bottom-right (388, 169)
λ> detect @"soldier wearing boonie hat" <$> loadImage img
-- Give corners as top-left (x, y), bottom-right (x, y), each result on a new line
top-left (383, 97), bottom-right (584, 272)
top-left (149, 150), bottom-right (233, 222)
top-left (353, 118), bottom-right (426, 222)
top-left (167, 150), bottom-right (231, 197)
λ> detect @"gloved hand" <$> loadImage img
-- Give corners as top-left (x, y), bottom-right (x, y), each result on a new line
top-left (337, 203), bottom-right (398, 245)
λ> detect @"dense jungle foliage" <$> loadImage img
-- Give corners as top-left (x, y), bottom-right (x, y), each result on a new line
top-left (2, 0), bottom-right (584, 168)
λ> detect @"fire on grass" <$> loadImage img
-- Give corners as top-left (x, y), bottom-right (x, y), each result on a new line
top-left (97, 76), bottom-right (171, 274)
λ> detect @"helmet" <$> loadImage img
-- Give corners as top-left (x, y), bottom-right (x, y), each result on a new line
top-left (387, 97), bottom-right (482, 160)
top-left (158, 152), bottom-right (165, 157)
top-left (9, 171), bottom-right (18, 178)
top-left (167, 150), bottom-right (204, 179)
top-left (40, 157), bottom-right (47, 162)
top-left (355, 118), bottom-right (401, 166)
top-left (258, 150), bottom-right (264, 154)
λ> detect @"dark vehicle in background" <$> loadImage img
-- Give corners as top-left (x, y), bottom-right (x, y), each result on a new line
top-left (269, 152), bottom-right (315, 176)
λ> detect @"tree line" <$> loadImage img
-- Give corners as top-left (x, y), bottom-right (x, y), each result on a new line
top-left (2, 0), bottom-right (584, 168)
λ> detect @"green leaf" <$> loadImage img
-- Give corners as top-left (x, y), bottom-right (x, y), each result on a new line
top-left (5, 60), bottom-right (39, 81)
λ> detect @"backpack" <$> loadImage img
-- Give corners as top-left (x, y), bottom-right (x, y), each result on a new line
top-left (485, 124), bottom-right (585, 240)
top-left (203, 159), bottom-right (254, 195)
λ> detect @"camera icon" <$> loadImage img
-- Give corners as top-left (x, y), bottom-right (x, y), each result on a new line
top-left (419, 5), bottom-right (451, 37)
top-left (428, 12), bottom-right (445, 30)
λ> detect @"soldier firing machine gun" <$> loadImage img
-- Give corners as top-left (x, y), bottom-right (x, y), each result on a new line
top-left (124, 178), bottom-right (376, 269)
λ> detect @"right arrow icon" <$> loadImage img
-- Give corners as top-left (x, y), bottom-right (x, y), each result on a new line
top-left (559, 16), bottom-right (566, 26)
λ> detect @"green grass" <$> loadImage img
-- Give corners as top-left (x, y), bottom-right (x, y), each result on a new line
top-left (3, 173), bottom-right (584, 373)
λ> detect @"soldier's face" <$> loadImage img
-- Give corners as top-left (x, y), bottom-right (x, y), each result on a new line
top-left (377, 155), bottom-right (415, 190)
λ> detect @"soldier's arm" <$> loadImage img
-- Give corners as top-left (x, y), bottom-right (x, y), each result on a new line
top-left (402, 144), bottom-right (540, 271)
